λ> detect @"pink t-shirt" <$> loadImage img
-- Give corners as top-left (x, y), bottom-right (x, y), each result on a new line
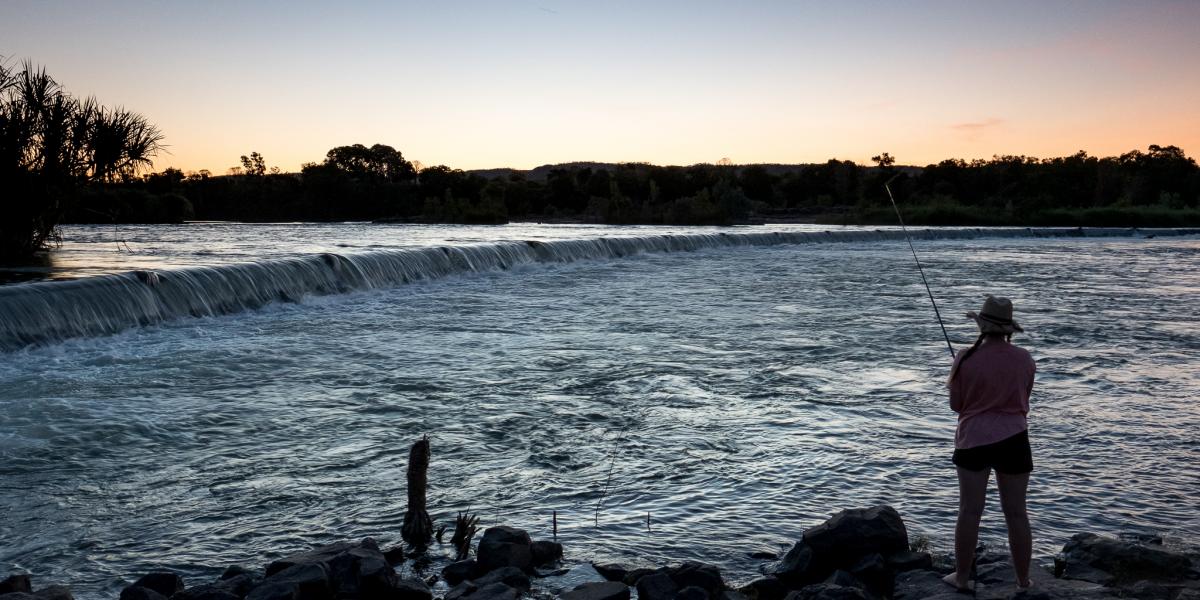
top-left (948, 340), bottom-right (1036, 449)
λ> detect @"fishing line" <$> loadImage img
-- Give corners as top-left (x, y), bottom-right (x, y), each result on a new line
top-left (884, 175), bottom-right (955, 358)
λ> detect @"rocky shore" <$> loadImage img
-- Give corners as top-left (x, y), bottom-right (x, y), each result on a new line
top-left (3, 505), bottom-right (1198, 600)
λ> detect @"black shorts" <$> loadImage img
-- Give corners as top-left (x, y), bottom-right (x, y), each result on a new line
top-left (952, 430), bottom-right (1033, 474)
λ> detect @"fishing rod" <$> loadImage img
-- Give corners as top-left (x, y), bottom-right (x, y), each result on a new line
top-left (884, 174), bottom-right (955, 359)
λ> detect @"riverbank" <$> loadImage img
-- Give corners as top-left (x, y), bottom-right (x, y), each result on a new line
top-left (4, 505), bottom-right (1196, 600)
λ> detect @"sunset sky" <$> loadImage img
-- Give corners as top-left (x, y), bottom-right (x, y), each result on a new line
top-left (3, 0), bottom-right (1198, 173)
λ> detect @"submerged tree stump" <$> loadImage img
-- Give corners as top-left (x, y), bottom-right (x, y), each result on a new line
top-left (402, 436), bottom-right (433, 546)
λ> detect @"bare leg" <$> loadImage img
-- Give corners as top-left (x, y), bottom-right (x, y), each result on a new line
top-left (997, 471), bottom-right (1032, 588)
top-left (947, 466), bottom-right (990, 589)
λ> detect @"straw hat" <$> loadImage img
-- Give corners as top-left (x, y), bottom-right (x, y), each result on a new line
top-left (966, 295), bottom-right (1023, 334)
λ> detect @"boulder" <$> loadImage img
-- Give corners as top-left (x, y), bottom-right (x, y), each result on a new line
top-left (0, 593), bottom-right (40, 600)
top-left (667, 563), bottom-right (723, 595)
top-left (442, 561), bottom-right (477, 586)
top-left (739, 577), bottom-right (785, 600)
top-left (245, 563), bottom-right (331, 600)
top-left (261, 538), bottom-right (396, 598)
top-left (266, 542), bottom-right (358, 578)
top-left (891, 570), bottom-right (963, 600)
top-left (170, 585), bottom-right (240, 600)
top-left (560, 581), bottom-right (630, 600)
top-left (119, 587), bottom-right (166, 600)
top-left (1057, 533), bottom-right (1193, 584)
top-left (773, 543), bottom-right (816, 584)
top-left (676, 586), bottom-right (709, 600)
top-left (884, 551), bottom-right (932, 573)
top-left (622, 569), bottom-right (657, 586)
top-left (0, 576), bottom-right (31, 595)
top-left (29, 587), bottom-right (73, 600)
top-left (802, 506), bottom-right (908, 573)
top-left (383, 546), bottom-right (406, 566)
top-left (129, 573), bottom-right (185, 598)
top-left (476, 527), bottom-right (534, 574)
top-left (389, 578), bottom-right (432, 600)
top-left (532, 541), bottom-right (564, 566)
top-left (590, 564), bottom-right (627, 583)
top-left (472, 567), bottom-right (530, 591)
top-left (220, 567), bottom-right (255, 581)
top-left (445, 583), bottom-right (477, 600)
top-left (819, 572), bottom-right (860, 590)
top-left (719, 592), bottom-right (749, 600)
top-left (781, 583), bottom-right (868, 600)
top-left (464, 583), bottom-right (519, 600)
top-left (634, 572), bottom-right (677, 600)
top-left (215, 572), bottom-right (260, 598)
top-left (847, 554), bottom-right (890, 597)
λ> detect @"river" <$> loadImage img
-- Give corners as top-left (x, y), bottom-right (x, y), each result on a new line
top-left (1, 223), bottom-right (1197, 599)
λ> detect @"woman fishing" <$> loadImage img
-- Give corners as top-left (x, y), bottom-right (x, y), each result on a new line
top-left (943, 295), bottom-right (1036, 592)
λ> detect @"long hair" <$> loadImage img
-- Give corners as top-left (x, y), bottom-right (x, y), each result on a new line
top-left (948, 332), bottom-right (1011, 384)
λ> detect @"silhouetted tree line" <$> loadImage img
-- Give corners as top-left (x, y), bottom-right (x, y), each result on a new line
top-left (95, 144), bottom-right (1198, 231)
top-left (1, 60), bottom-right (164, 261)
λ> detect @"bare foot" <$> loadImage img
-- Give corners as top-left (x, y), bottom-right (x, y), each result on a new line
top-left (1016, 578), bottom-right (1034, 592)
top-left (941, 571), bottom-right (970, 592)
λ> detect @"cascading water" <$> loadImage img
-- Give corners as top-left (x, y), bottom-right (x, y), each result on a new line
top-left (0, 227), bottom-right (1196, 351)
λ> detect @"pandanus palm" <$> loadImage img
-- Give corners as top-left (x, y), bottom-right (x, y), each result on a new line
top-left (0, 59), bottom-right (165, 260)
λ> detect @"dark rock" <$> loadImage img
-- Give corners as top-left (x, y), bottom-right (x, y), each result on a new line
top-left (245, 563), bottom-right (330, 600)
top-left (120, 588), bottom-right (167, 600)
top-left (444, 583), bottom-right (476, 600)
top-left (560, 581), bottom-right (630, 600)
top-left (170, 585), bottom-right (239, 600)
top-left (847, 554), bottom-right (890, 597)
top-left (441, 561), bottom-right (477, 585)
top-left (739, 577), bottom-right (785, 600)
top-left (591, 564), bottom-right (627, 583)
top-left (472, 567), bottom-right (530, 591)
top-left (773, 543), bottom-right (816, 585)
top-left (782, 583), bottom-right (868, 600)
top-left (802, 506), bottom-right (908, 573)
top-left (1058, 532), bottom-right (1192, 584)
top-left (0, 594), bottom-right (40, 600)
top-left (476, 527), bottom-right (534, 574)
top-left (884, 551), bottom-right (932, 573)
top-left (356, 553), bottom-right (399, 598)
top-left (635, 572), bottom-right (678, 600)
top-left (747, 552), bottom-right (778, 561)
top-left (220, 567), bottom-right (255, 581)
top-left (31, 587), bottom-right (73, 600)
top-left (266, 542), bottom-right (358, 578)
top-left (531, 541), bottom-right (564, 566)
top-left (388, 578), bottom-right (432, 600)
top-left (131, 573), bottom-right (186, 598)
top-left (623, 569), bottom-right (657, 586)
top-left (719, 592), bottom-right (748, 600)
top-left (676, 586), bottom-right (709, 600)
top-left (0, 576), bottom-right (32, 595)
top-left (819, 572), bottom-right (859, 590)
top-left (383, 546), bottom-right (406, 566)
top-left (667, 563), bottom-right (723, 595)
top-left (891, 570), bottom-right (961, 600)
top-left (443, 561), bottom-right (477, 586)
top-left (464, 582), bottom-right (519, 600)
top-left (215, 573), bottom-right (260, 598)
top-left (262, 538), bottom-right (396, 598)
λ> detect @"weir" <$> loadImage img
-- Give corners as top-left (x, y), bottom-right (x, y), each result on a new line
top-left (1, 227), bottom-right (1196, 351)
